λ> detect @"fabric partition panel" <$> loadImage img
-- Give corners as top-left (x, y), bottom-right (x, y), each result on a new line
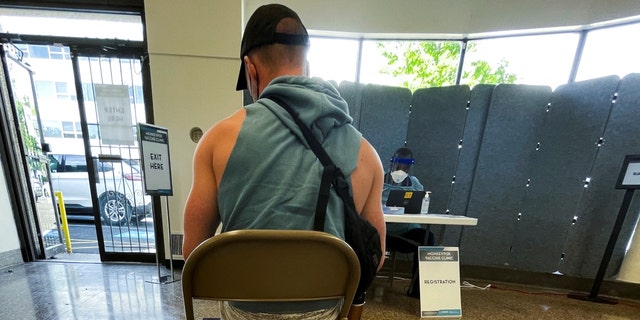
top-left (337, 77), bottom-right (639, 278)
top-left (406, 85), bottom-right (471, 215)
top-left (460, 84), bottom-right (552, 267)
top-left (508, 76), bottom-right (620, 275)
top-left (338, 81), bottom-right (364, 129)
top-left (442, 84), bottom-right (495, 246)
top-left (560, 74), bottom-right (640, 278)
top-left (358, 84), bottom-right (412, 164)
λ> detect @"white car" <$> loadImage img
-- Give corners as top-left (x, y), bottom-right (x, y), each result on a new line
top-left (48, 154), bottom-right (152, 225)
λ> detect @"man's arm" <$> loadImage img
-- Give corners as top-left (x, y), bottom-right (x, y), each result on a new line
top-left (182, 130), bottom-right (220, 260)
top-left (351, 138), bottom-right (386, 269)
top-left (182, 109), bottom-right (245, 260)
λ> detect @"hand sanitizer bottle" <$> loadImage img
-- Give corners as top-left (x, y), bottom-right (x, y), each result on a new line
top-left (421, 192), bottom-right (431, 214)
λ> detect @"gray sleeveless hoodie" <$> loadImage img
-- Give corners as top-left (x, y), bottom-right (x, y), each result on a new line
top-left (218, 76), bottom-right (362, 240)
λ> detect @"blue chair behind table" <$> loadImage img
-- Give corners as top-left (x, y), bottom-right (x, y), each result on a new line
top-left (182, 229), bottom-right (361, 320)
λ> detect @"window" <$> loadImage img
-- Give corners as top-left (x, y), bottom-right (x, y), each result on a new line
top-left (576, 22), bottom-right (640, 81)
top-left (35, 81), bottom-right (56, 99)
top-left (14, 43), bottom-right (29, 58)
top-left (55, 82), bottom-right (68, 99)
top-left (41, 120), bottom-right (62, 138)
top-left (97, 162), bottom-right (114, 173)
top-left (82, 83), bottom-right (95, 101)
top-left (87, 124), bottom-right (99, 139)
top-left (462, 33), bottom-right (579, 90)
top-left (48, 46), bottom-right (70, 60)
top-left (48, 154), bottom-right (61, 172)
top-left (134, 85), bottom-right (144, 104)
top-left (360, 40), bottom-right (463, 90)
top-left (304, 22), bottom-right (640, 92)
top-left (128, 85), bottom-right (145, 104)
top-left (0, 9), bottom-right (143, 41)
top-left (55, 81), bottom-right (76, 100)
top-left (307, 37), bottom-right (359, 84)
top-left (17, 45), bottom-right (71, 60)
top-left (28, 45), bottom-right (50, 59)
top-left (63, 155), bottom-right (87, 172)
top-left (61, 121), bottom-right (82, 139)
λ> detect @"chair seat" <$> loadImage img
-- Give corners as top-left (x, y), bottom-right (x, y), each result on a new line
top-left (182, 229), bottom-right (361, 320)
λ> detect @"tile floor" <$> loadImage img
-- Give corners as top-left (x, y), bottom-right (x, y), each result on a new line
top-left (1, 258), bottom-right (639, 320)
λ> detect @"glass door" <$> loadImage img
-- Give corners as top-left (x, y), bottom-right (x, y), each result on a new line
top-left (72, 49), bottom-right (156, 262)
top-left (1, 43), bottom-right (64, 258)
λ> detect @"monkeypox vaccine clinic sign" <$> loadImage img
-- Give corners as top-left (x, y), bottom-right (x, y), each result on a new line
top-left (138, 123), bottom-right (173, 196)
top-left (419, 247), bottom-right (462, 318)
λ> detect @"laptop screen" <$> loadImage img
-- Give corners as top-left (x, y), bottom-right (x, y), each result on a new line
top-left (385, 190), bottom-right (426, 214)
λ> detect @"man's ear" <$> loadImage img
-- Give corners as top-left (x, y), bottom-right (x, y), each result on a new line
top-left (304, 59), bottom-right (310, 76)
top-left (243, 56), bottom-right (254, 85)
top-left (243, 56), bottom-right (259, 102)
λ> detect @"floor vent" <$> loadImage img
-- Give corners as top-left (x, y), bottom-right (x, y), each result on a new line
top-left (170, 233), bottom-right (183, 256)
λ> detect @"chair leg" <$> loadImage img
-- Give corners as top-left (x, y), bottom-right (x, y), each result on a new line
top-left (389, 250), bottom-right (397, 287)
top-left (348, 302), bottom-right (364, 320)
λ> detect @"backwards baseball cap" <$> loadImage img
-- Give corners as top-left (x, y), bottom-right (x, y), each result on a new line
top-left (235, 4), bottom-right (310, 91)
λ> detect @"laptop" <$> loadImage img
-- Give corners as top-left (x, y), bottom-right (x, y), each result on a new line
top-left (385, 190), bottom-right (426, 214)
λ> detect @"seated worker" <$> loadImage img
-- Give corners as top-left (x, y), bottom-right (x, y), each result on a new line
top-left (382, 147), bottom-right (434, 297)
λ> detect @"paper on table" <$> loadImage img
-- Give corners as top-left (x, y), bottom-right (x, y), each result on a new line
top-left (383, 206), bottom-right (404, 214)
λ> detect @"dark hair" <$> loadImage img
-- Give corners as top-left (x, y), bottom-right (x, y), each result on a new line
top-left (393, 147), bottom-right (413, 159)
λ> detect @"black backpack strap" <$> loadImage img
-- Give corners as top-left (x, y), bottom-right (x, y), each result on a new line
top-left (264, 95), bottom-right (346, 231)
top-left (265, 95), bottom-right (381, 303)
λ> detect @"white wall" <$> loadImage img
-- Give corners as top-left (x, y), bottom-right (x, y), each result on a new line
top-left (0, 157), bottom-right (21, 254)
top-left (143, 0), bottom-right (242, 257)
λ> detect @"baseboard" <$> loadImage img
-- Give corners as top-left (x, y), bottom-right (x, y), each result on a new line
top-left (0, 249), bottom-right (23, 270)
top-left (461, 265), bottom-right (640, 301)
top-left (373, 258), bottom-right (640, 301)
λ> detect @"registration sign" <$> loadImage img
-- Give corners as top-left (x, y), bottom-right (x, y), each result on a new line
top-left (419, 246), bottom-right (462, 318)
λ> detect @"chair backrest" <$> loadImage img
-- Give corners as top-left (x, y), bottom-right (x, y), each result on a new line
top-left (182, 229), bottom-right (361, 320)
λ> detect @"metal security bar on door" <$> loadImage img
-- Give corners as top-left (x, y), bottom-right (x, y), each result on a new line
top-left (72, 52), bottom-right (156, 261)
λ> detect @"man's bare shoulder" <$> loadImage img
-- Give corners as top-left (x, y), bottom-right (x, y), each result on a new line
top-left (358, 137), bottom-right (383, 172)
top-left (210, 108), bottom-right (246, 135)
top-left (200, 108), bottom-right (246, 145)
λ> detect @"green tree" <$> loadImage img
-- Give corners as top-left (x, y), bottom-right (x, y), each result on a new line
top-left (16, 97), bottom-right (40, 155)
top-left (377, 41), bottom-right (517, 91)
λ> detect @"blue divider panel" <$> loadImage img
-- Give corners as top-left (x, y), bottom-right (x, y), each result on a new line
top-left (359, 84), bottom-right (412, 163)
top-left (510, 76), bottom-right (620, 275)
top-left (442, 84), bottom-right (495, 246)
top-left (562, 74), bottom-right (640, 278)
top-left (338, 77), bottom-right (640, 278)
top-left (461, 84), bottom-right (552, 267)
top-left (338, 81), bottom-right (364, 129)
top-left (406, 85), bottom-right (471, 214)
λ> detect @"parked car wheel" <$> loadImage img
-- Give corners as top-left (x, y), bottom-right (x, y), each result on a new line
top-left (99, 191), bottom-right (132, 226)
top-left (48, 154), bottom-right (153, 223)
